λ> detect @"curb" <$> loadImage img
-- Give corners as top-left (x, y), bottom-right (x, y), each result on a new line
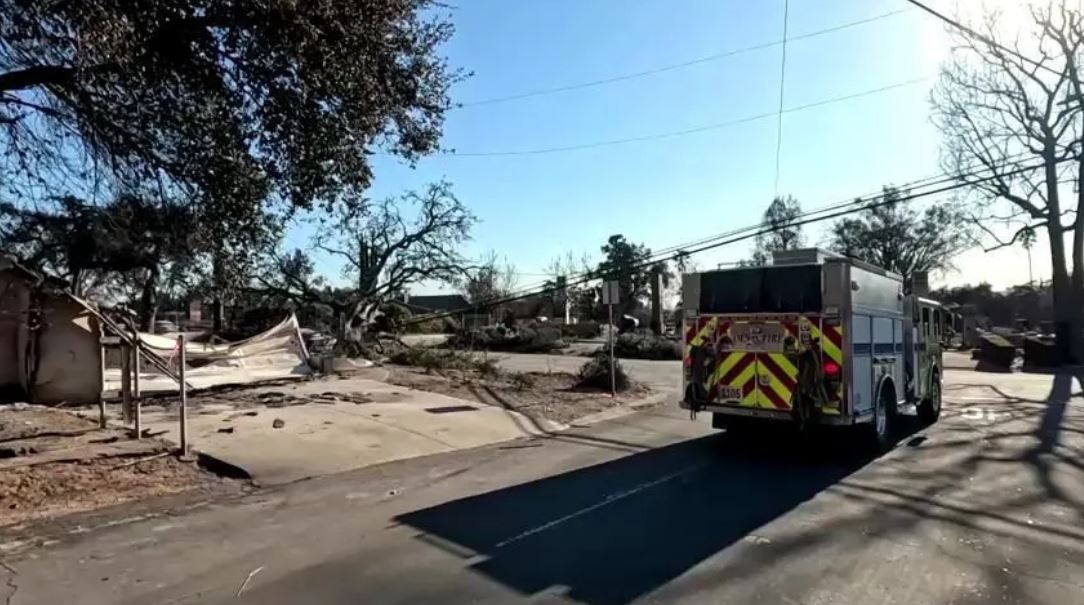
top-left (570, 391), bottom-right (674, 427)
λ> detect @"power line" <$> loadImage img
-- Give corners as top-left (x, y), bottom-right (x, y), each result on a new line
top-left (640, 151), bottom-right (1037, 263)
top-left (406, 156), bottom-right (1058, 326)
top-left (503, 151), bottom-right (1037, 296)
top-left (502, 150), bottom-right (1035, 299)
top-left (902, 0), bottom-right (1060, 75)
top-left (443, 76), bottom-right (930, 157)
top-left (773, 0), bottom-right (790, 196)
top-left (458, 9), bottom-right (910, 108)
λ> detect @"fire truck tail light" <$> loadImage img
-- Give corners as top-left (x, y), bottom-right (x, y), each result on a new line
top-left (823, 361), bottom-right (841, 377)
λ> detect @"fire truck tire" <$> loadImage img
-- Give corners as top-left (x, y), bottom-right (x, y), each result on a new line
top-left (712, 414), bottom-right (749, 434)
top-left (866, 383), bottom-right (897, 453)
top-left (920, 372), bottom-right (942, 424)
top-left (711, 413), bottom-right (729, 430)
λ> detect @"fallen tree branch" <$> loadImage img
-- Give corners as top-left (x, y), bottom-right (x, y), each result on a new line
top-left (111, 451), bottom-right (173, 469)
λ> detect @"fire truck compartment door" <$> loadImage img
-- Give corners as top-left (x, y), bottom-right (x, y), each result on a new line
top-left (873, 316), bottom-right (903, 404)
top-left (851, 315), bottom-right (873, 413)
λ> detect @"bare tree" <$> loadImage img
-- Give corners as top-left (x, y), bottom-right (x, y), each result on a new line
top-left (256, 182), bottom-right (475, 342)
top-left (460, 251), bottom-right (518, 305)
top-left (545, 251), bottom-right (597, 321)
top-left (932, 1), bottom-right (1084, 361)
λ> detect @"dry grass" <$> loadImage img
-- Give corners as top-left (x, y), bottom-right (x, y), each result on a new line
top-left (387, 366), bottom-right (650, 425)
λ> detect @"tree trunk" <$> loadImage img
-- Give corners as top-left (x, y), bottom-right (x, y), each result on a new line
top-left (69, 268), bottom-right (83, 297)
top-left (1048, 220), bottom-right (1076, 363)
top-left (212, 254), bottom-right (224, 334)
top-left (1070, 155), bottom-right (1084, 364)
top-left (333, 307), bottom-right (346, 344)
top-left (139, 266), bottom-right (160, 332)
top-left (1042, 152), bottom-right (1079, 365)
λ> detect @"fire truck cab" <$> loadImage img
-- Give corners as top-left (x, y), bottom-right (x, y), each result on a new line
top-left (680, 249), bottom-right (942, 448)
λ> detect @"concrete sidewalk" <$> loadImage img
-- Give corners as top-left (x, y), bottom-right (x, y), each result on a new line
top-left (135, 375), bottom-right (563, 485)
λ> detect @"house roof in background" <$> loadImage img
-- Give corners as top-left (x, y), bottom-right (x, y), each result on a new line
top-left (406, 294), bottom-right (470, 313)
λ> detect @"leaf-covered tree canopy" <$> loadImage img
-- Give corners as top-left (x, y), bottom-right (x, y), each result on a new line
top-left (596, 234), bottom-right (670, 316)
top-left (751, 195), bottom-right (804, 265)
top-left (0, 193), bottom-right (203, 326)
top-left (0, 194), bottom-right (194, 281)
top-left (827, 187), bottom-right (971, 281)
top-left (0, 0), bottom-right (459, 214)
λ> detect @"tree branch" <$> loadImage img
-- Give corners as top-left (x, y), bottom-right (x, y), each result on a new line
top-left (974, 219), bottom-right (1047, 252)
top-left (0, 66), bottom-right (74, 92)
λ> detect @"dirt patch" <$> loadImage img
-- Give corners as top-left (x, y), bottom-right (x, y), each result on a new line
top-left (0, 405), bottom-right (229, 529)
top-left (0, 406), bottom-right (97, 442)
top-left (0, 455), bottom-right (216, 528)
top-left (387, 367), bottom-right (651, 425)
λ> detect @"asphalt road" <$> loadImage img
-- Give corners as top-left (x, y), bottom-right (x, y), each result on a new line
top-left (4, 360), bottom-right (1084, 605)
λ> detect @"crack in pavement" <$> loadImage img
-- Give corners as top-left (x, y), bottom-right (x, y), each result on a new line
top-left (1, 561), bottom-right (18, 605)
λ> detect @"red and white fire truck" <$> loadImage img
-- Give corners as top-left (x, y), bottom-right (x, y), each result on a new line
top-left (680, 249), bottom-right (944, 448)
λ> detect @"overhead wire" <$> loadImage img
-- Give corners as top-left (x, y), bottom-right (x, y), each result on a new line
top-left (502, 150), bottom-right (1038, 297)
top-left (408, 154), bottom-right (1057, 326)
top-left (901, 0), bottom-right (1061, 76)
top-left (458, 9), bottom-right (910, 108)
top-left (443, 77), bottom-right (930, 157)
top-left (773, 0), bottom-right (790, 196)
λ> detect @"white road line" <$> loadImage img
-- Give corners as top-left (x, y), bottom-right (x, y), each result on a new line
top-left (494, 463), bottom-right (705, 549)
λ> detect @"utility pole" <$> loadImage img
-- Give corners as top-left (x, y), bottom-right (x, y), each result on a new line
top-left (650, 268), bottom-right (664, 335)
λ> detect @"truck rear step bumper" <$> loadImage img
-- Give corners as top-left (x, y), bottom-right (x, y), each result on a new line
top-left (681, 401), bottom-right (866, 426)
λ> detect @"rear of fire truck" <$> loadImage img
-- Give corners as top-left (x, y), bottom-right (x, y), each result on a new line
top-left (680, 250), bottom-right (848, 429)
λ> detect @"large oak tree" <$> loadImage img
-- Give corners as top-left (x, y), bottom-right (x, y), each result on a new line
top-left (1, 0), bottom-right (460, 329)
top-left (1, 0), bottom-right (457, 208)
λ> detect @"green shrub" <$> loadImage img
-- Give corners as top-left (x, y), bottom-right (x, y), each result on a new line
top-left (448, 323), bottom-right (567, 353)
top-left (476, 356), bottom-right (502, 378)
top-left (561, 321), bottom-right (602, 339)
top-left (577, 352), bottom-right (631, 392)
top-left (508, 371), bottom-right (536, 390)
top-left (389, 348), bottom-right (484, 372)
top-left (606, 332), bottom-right (682, 360)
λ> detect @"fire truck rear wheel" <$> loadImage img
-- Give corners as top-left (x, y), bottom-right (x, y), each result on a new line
top-left (920, 373), bottom-right (942, 424)
top-left (867, 384), bottom-right (896, 453)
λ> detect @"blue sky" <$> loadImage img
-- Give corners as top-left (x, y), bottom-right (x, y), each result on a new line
top-left (288, 0), bottom-right (1047, 293)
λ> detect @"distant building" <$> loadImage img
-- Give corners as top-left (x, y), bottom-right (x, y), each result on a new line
top-left (402, 294), bottom-right (471, 316)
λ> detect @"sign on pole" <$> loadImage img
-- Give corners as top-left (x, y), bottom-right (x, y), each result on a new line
top-left (601, 280), bottom-right (620, 305)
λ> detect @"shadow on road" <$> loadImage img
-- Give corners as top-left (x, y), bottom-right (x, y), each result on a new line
top-left (395, 432), bottom-right (874, 605)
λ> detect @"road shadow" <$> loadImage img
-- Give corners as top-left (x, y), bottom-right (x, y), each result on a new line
top-left (1031, 371), bottom-right (1082, 454)
top-left (395, 432), bottom-right (875, 605)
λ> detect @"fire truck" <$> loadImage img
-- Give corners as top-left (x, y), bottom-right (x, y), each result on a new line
top-left (680, 249), bottom-right (944, 449)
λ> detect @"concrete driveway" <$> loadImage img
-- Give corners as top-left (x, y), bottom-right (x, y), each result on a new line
top-left (7, 362), bottom-right (1084, 604)
top-left (134, 374), bottom-right (562, 485)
